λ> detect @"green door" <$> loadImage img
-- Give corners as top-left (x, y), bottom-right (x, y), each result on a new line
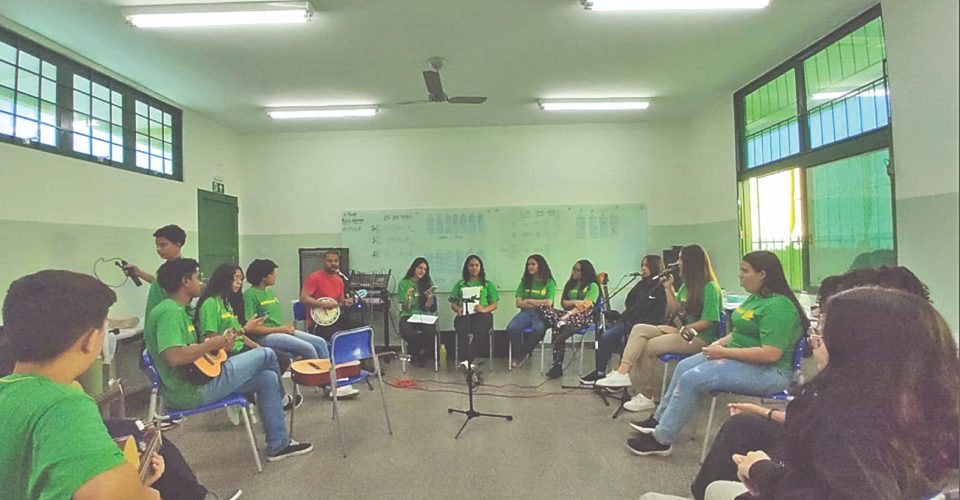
top-left (197, 190), bottom-right (239, 281)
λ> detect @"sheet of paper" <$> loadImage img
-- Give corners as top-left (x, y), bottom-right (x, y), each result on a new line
top-left (407, 314), bottom-right (439, 325)
top-left (461, 286), bottom-right (482, 315)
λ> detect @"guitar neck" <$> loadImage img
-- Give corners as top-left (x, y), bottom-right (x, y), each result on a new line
top-left (137, 426), bottom-right (162, 483)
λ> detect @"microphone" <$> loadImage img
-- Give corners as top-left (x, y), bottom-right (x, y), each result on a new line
top-left (116, 260), bottom-right (143, 287)
top-left (337, 270), bottom-right (350, 282)
top-left (627, 272), bottom-right (643, 277)
top-left (653, 262), bottom-right (680, 281)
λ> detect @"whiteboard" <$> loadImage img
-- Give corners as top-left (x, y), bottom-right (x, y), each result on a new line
top-left (341, 204), bottom-right (647, 292)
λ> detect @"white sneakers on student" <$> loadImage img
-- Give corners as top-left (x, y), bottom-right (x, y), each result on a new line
top-left (595, 370), bottom-right (632, 388)
top-left (328, 385), bottom-right (360, 399)
top-left (623, 393), bottom-right (656, 412)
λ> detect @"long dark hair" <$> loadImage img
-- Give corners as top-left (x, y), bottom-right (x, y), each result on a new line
top-left (195, 263), bottom-right (241, 331)
top-left (403, 257), bottom-right (434, 308)
top-left (461, 255), bottom-right (486, 282)
top-left (521, 254), bottom-right (553, 290)
top-left (642, 254), bottom-right (663, 281)
top-left (679, 244), bottom-right (718, 318)
top-left (562, 259), bottom-right (598, 300)
top-left (792, 288), bottom-right (959, 495)
top-left (742, 250), bottom-right (810, 332)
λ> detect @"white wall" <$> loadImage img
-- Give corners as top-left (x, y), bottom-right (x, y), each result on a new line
top-left (882, 0), bottom-right (960, 330)
top-left (237, 122), bottom-right (688, 235)
top-left (0, 110), bottom-right (246, 321)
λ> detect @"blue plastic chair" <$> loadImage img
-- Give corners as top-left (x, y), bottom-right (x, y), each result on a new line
top-left (699, 335), bottom-right (807, 463)
top-left (657, 310), bottom-right (727, 399)
top-left (329, 326), bottom-right (393, 457)
top-left (141, 350), bottom-right (263, 472)
top-left (291, 300), bottom-right (307, 330)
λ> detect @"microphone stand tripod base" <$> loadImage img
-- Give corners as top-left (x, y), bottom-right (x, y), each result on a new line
top-left (447, 363), bottom-right (512, 439)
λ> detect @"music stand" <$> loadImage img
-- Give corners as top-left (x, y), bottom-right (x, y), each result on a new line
top-left (447, 362), bottom-right (512, 439)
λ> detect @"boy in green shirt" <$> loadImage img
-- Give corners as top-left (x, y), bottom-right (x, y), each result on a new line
top-left (0, 270), bottom-right (163, 500)
top-left (121, 224), bottom-right (187, 320)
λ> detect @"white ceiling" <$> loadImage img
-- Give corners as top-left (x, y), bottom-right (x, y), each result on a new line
top-left (0, 0), bottom-right (878, 133)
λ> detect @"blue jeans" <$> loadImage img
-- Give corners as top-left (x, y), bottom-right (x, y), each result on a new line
top-left (201, 347), bottom-right (288, 455)
top-left (594, 321), bottom-right (629, 372)
top-left (256, 330), bottom-right (329, 360)
top-left (652, 353), bottom-right (791, 445)
top-left (506, 309), bottom-right (547, 358)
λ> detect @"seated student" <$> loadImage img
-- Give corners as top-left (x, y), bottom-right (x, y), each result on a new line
top-left (0, 270), bottom-right (163, 499)
top-left (397, 257), bottom-right (439, 368)
top-left (144, 259), bottom-right (312, 462)
top-left (689, 265), bottom-right (935, 500)
top-left (447, 255), bottom-right (498, 364)
top-left (538, 259), bottom-right (601, 380)
top-left (626, 251), bottom-right (806, 456)
top-left (0, 326), bottom-right (239, 500)
top-left (726, 287), bottom-right (958, 499)
top-left (579, 254), bottom-right (667, 384)
top-left (242, 259), bottom-right (358, 398)
top-left (121, 224), bottom-right (188, 320)
top-left (506, 254), bottom-right (557, 369)
top-left (596, 244), bottom-right (722, 412)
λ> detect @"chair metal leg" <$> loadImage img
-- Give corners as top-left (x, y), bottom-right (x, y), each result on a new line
top-left (701, 395), bottom-right (718, 464)
top-left (434, 334), bottom-right (439, 372)
top-left (375, 367), bottom-right (393, 436)
top-left (578, 333), bottom-right (587, 375)
top-left (400, 340), bottom-right (408, 374)
top-left (289, 383), bottom-right (297, 436)
top-left (332, 389), bottom-right (347, 457)
top-left (508, 336), bottom-right (513, 371)
top-left (489, 330), bottom-right (494, 371)
top-left (240, 405), bottom-right (263, 472)
top-left (660, 362), bottom-right (673, 401)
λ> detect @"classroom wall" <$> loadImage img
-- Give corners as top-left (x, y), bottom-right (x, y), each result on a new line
top-left (0, 109), bottom-right (246, 322)
top-left (881, 0), bottom-right (960, 330)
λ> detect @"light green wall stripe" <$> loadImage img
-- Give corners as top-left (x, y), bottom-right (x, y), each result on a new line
top-left (896, 192), bottom-right (959, 332)
top-left (0, 219), bottom-right (198, 323)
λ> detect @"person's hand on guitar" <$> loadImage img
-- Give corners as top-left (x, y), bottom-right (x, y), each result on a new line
top-left (142, 452), bottom-right (165, 486)
top-left (316, 297), bottom-right (339, 310)
top-left (205, 330), bottom-right (236, 351)
top-left (343, 295), bottom-right (355, 307)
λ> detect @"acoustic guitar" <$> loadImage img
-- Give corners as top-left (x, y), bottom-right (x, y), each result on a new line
top-left (185, 329), bottom-right (241, 381)
top-left (289, 358), bottom-right (361, 387)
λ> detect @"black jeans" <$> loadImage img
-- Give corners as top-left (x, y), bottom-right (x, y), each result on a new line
top-left (449, 312), bottom-right (493, 362)
top-left (399, 316), bottom-right (438, 361)
top-left (104, 419), bottom-right (207, 500)
top-left (691, 413), bottom-right (784, 500)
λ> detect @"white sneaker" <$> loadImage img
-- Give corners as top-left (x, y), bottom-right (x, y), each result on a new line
top-left (623, 393), bottom-right (656, 412)
top-left (226, 406), bottom-right (241, 426)
top-left (329, 385), bottom-right (360, 399)
top-left (595, 370), bottom-right (632, 388)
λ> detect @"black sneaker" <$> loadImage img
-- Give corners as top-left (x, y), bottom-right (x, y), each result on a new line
top-left (579, 369), bottom-right (604, 384)
top-left (626, 433), bottom-right (672, 456)
top-left (545, 364), bottom-right (563, 379)
top-left (629, 415), bottom-right (659, 433)
top-left (282, 393), bottom-right (304, 411)
top-left (267, 440), bottom-right (314, 462)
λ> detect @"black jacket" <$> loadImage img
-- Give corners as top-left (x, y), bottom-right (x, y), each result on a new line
top-left (618, 278), bottom-right (667, 326)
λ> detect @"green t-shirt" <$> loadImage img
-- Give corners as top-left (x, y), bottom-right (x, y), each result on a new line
top-left (0, 374), bottom-right (126, 500)
top-left (449, 279), bottom-right (499, 308)
top-left (675, 281), bottom-right (723, 344)
top-left (144, 278), bottom-right (166, 321)
top-left (244, 287), bottom-right (285, 328)
top-left (397, 278), bottom-right (436, 317)
top-left (564, 281), bottom-right (600, 303)
top-left (516, 278), bottom-right (557, 304)
top-left (728, 293), bottom-right (803, 371)
top-left (144, 298), bottom-right (205, 409)
top-left (197, 297), bottom-right (244, 353)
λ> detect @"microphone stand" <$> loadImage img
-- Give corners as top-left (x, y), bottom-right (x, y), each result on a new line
top-left (447, 362), bottom-right (512, 439)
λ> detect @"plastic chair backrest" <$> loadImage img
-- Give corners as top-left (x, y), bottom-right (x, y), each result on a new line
top-left (331, 326), bottom-right (374, 365)
top-left (141, 350), bottom-right (161, 389)
top-left (717, 310), bottom-right (727, 336)
top-left (792, 335), bottom-right (806, 371)
top-left (292, 301), bottom-right (307, 322)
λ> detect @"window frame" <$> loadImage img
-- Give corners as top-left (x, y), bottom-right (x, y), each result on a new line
top-left (0, 25), bottom-right (183, 181)
top-left (734, 4), bottom-right (897, 290)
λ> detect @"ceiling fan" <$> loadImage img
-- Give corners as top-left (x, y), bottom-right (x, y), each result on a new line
top-left (397, 57), bottom-right (488, 105)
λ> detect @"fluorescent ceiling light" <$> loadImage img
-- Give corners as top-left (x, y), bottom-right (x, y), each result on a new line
top-left (538, 98), bottom-right (650, 111)
top-left (582, 0), bottom-right (769, 11)
top-left (267, 106), bottom-right (378, 119)
top-left (125, 2), bottom-right (313, 28)
top-left (811, 89), bottom-right (889, 101)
